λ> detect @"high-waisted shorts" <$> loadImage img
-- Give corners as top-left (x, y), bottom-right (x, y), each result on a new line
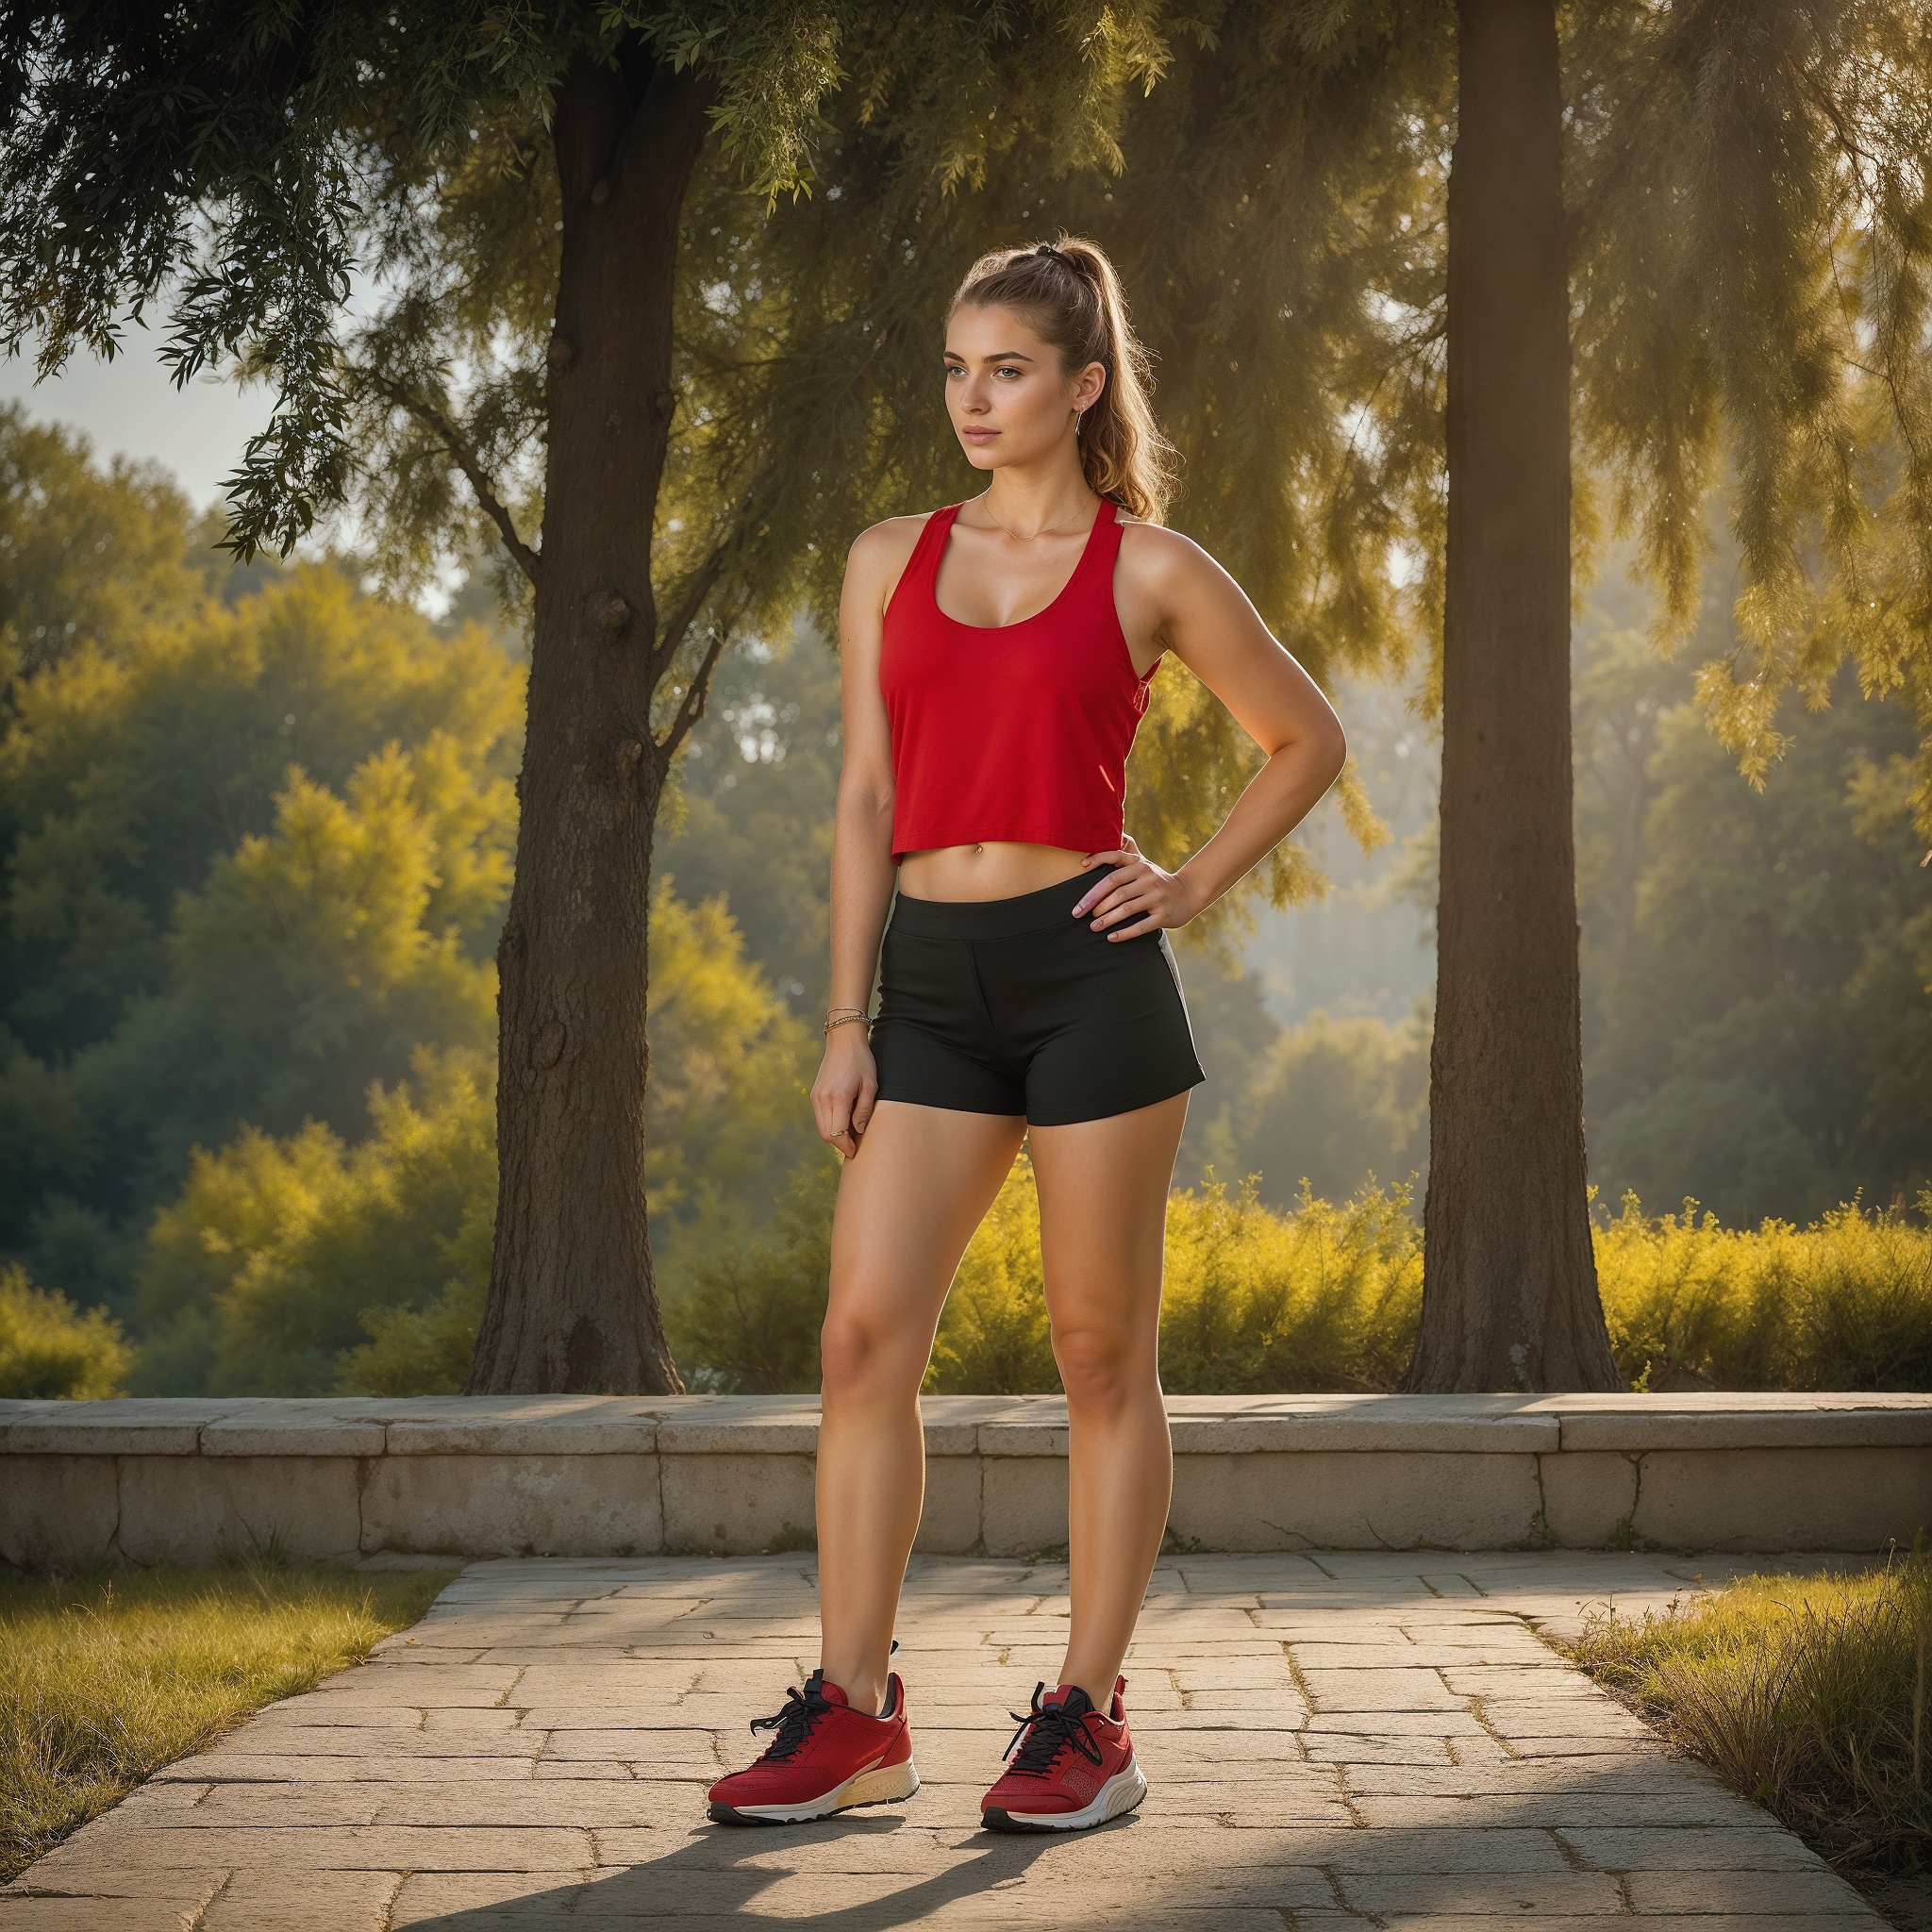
top-left (869, 871), bottom-right (1208, 1126)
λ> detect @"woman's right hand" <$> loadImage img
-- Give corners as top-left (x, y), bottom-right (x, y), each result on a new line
top-left (812, 1029), bottom-right (878, 1159)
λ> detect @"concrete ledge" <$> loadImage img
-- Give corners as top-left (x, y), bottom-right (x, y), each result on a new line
top-left (361, 1453), bottom-right (663, 1558)
top-left (2, 1392), bottom-right (1928, 1565)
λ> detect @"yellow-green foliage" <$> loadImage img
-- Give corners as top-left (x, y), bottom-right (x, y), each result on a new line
top-left (668, 1149), bottom-right (840, 1394)
top-left (4, 566), bottom-right (522, 1049)
top-left (2, 558), bottom-right (525, 1274)
top-left (0, 1558), bottom-right (453, 1882)
top-left (671, 1162), bottom-right (1932, 1397)
top-left (137, 880), bottom-right (816, 1396)
top-left (642, 877), bottom-right (819, 1277)
top-left (0, 404), bottom-right (209, 675)
top-left (1569, 1551), bottom-right (1932, 1870)
top-left (1595, 1192), bottom-right (1932, 1391)
top-left (138, 1048), bottom-right (495, 1396)
top-left (923, 1160), bottom-right (1424, 1395)
top-left (925, 1150), bottom-right (1058, 1395)
top-left (167, 733), bottom-right (508, 1058)
top-left (0, 1266), bottom-right (130, 1399)
top-left (1159, 1174), bottom-right (1423, 1393)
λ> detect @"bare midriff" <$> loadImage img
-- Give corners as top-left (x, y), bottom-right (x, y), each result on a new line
top-left (896, 840), bottom-right (1092, 903)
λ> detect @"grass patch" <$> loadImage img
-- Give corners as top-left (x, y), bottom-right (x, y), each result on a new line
top-left (0, 1555), bottom-right (456, 1881)
top-left (1567, 1548), bottom-right (1932, 1872)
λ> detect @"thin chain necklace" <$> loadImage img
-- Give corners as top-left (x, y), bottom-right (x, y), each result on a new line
top-left (975, 492), bottom-right (1096, 543)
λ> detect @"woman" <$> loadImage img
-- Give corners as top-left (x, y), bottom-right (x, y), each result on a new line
top-left (707, 236), bottom-right (1346, 1834)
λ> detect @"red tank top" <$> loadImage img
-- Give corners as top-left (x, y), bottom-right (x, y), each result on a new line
top-left (877, 498), bottom-right (1160, 862)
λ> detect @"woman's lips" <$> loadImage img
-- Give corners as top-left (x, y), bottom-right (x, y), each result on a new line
top-left (961, 427), bottom-right (999, 441)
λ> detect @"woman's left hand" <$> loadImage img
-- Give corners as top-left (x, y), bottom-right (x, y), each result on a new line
top-left (1071, 833), bottom-right (1202, 939)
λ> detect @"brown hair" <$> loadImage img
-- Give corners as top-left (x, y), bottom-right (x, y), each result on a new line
top-left (949, 234), bottom-right (1179, 525)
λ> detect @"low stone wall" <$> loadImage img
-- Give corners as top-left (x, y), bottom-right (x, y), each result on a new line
top-left (3, 1392), bottom-right (1929, 1566)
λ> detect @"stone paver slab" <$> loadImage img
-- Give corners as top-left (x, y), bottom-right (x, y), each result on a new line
top-left (0, 1551), bottom-right (1890, 1929)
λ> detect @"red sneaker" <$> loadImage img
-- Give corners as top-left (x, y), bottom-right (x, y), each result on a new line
top-left (980, 1675), bottom-right (1147, 1832)
top-left (708, 1669), bottom-right (919, 1825)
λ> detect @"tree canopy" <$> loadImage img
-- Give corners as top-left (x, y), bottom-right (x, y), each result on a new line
top-left (2, 407), bottom-right (1926, 1399)
top-left (1, 562), bottom-right (521, 1239)
top-left (6, 0), bottom-right (1929, 1392)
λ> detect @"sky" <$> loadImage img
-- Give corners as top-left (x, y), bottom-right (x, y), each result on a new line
top-left (0, 324), bottom-right (274, 508)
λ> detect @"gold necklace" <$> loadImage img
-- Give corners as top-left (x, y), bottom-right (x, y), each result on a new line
top-left (976, 494), bottom-right (1095, 542)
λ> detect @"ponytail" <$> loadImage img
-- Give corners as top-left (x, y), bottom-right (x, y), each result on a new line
top-left (949, 234), bottom-right (1179, 525)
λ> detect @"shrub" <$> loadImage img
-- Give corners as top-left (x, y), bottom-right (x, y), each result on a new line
top-left (665, 1147), bottom-right (1063, 1397)
top-left (137, 1047), bottom-right (495, 1396)
top-left (671, 1153), bottom-right (1427, 1398)
top-left (665, 1148), bottom-right (841, 1393)
top-left (1596, 1190), bottom-right (1932, 1391)
top-left (1160, 1174), bottom-right (1422, 1392)
top-left (927, 1162), bottom-right (1425, 1397)
top-left (130, 878), bottom-right (817, 1397)
top-left (338, 1272), bottom-right (488, 1397)
top-left (0, 1266), bottom-right (130, 1399)
top-left (647, 1160), bottom-right (1932, 1399)
top-left (926, 1151), bottom-right (1058, 1395)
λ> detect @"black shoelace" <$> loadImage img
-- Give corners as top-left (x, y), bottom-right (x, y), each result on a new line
top-left (748, 1670), bottom-right (834, 1762)
top-left (1004, 1682), bottom-right (1104, 1778)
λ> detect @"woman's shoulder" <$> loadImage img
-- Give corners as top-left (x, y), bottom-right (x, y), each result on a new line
top-left (851, 505), bottom-right (955, 551)
top-left (845, 508), bottom-right (955, 622)
top-left (1115, 512), bottom-right (1216, 593)
top-left (847, 506), bottom-right (949, 577)
top-left (1113, 508), bottom-right (1198, 548)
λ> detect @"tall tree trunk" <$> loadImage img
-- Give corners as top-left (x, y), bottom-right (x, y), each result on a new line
top-left (1406, 0), bottom-right (1622, 1392)
top-left (469, 53), bottom-right (711, 1394)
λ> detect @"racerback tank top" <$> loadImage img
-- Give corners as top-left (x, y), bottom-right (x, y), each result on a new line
top-left (877, 498), bottom-right (1161, 862)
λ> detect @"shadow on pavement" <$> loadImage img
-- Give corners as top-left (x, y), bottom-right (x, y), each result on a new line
top-left (394, 1808), bottom-right (1072, 1929)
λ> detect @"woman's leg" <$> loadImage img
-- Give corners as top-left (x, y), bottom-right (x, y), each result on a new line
top-left (1026, 1091), bottom-right (1189, 1706)
top-left (816, 1098), bottom-right (1027, 1715)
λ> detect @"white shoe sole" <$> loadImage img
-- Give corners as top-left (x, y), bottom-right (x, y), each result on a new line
top-left (710, 1757), bottom-right (920, 1825)
top-left (983, 1757), bottom-right (1147, 1833)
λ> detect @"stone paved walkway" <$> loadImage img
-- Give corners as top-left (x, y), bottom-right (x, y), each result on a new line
top-left (3, 1552), bottom-right (1889, 1930)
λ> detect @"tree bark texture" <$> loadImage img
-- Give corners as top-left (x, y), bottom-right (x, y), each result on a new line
top-left (469, 53), bottom-right (710, 1393)
top-left (1406, 0), bottom-right (1623, 1391)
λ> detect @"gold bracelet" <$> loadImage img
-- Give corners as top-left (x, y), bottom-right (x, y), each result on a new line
top-left (823, 1009), bottom-right (873, 1034)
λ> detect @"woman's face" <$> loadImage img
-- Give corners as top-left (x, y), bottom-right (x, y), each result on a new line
top-left (942, 302), bottom-right (1106, 475)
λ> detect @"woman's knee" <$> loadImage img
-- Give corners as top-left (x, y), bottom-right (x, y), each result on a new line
top-left (1051, 1320), bottom-right (1156, 1414)
top-left (820, 1306), bottom-right (923, 1406)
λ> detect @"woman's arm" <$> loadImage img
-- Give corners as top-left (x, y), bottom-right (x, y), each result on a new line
top-left (813, 516), bottom-right (924, 1158)
top-left (1075, 525), bottom-right (1349, 940)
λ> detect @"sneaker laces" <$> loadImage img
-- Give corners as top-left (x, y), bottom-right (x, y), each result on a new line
top-left (748, 1670), bottom-right (835, 1763)
top-left (1003, 1681), bottom-right (1104, 1778)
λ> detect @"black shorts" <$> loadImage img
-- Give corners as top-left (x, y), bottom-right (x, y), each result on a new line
top-left (869, 872), bottom-right (1208, 1126)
